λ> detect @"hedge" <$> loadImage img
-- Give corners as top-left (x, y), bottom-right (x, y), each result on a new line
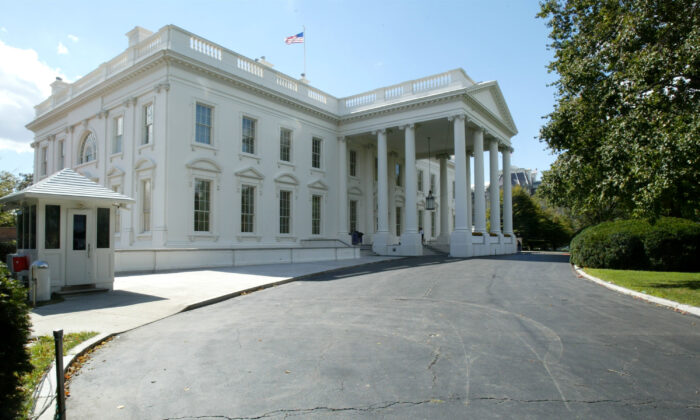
top-left (570, 217), bottom-right (700, 271)
top-left (0, 263), bottom-right (32, 420)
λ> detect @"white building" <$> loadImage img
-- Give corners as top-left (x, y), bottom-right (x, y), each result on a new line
top-left (27, 25), bottom-right (518, 274)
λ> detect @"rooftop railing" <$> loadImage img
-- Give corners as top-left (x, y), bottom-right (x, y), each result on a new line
top-left (34, 25), bottom-right (474, 119)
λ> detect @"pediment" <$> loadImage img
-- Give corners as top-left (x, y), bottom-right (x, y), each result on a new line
top-left (467, 81), bottom-right (518, 135)
top-left (307, 179), bottom-right (328, 190)
top-left (107, 166), bottom-right (125, 178)
top-left (187, 158), bottom-right (221, 173)
top-left (274, 172), bottom-right (299, 185)
top-left (235, 166), bottom-right (265, 180)
top-left (348, 186), bottom-right (362, 196)
top-left (135, 157), bottom-right (156, 171)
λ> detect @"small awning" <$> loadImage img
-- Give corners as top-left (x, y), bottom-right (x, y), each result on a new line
top-left (0, 168), bottom-right (135, 206)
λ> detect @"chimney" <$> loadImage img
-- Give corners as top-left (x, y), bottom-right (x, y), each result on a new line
top-left (51, 77), bottom-right (69, 96)
top-left (126, 26), bottom-right (154, 47)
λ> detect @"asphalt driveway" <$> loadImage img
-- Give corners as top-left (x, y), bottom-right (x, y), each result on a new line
top-left (66, 253), bottom-right (700, 419)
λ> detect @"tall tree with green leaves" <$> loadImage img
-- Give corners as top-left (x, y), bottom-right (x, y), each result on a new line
top-left (537, 0), bottom-right (700, 223)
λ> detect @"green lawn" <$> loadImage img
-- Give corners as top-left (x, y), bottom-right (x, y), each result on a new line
top-left (585, 268), bottom-right (700, 307)
top-left (22, 331), bottom-right (99, 417)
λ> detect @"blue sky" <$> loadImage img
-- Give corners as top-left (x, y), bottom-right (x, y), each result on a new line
top-left (0, 0), bottom-right (559, 178)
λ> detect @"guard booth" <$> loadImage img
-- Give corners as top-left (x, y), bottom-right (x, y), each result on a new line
top-left (0, 169), bottom-right (134, 293)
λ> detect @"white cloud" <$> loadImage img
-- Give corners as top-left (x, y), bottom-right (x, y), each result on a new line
top-left (0, 40), bottom-right (66, 153)
top-left (67, 34), bottom-right (79, 42)
top-left (1, 27), bottom-right (7, 33)
top-left (57, 41), bottom-right (68, 55)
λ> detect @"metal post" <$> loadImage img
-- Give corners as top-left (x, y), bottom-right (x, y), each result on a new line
top-left (53, 330), bottom-right (66, 420)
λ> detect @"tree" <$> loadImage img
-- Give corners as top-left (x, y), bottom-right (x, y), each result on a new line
top-left (0, 172), bottom-right (33, 227)
top-left (537, 0), bottom-right (700, 222)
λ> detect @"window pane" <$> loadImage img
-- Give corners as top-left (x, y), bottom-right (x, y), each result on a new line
top-left (396, 206), bottom-right (401, 235)
top-left (194, 179), bottom-right (211, 232)
top-left (142, 179), bottom-right (151, 232)
top-left (45, 205), bottom-right (60, 249)
top-left (312, 195), bottom-right (321, 234)
top-left (279, 190), bottom-right (291, 234)
top-left (349, 150), bottom-right (356, 176)
top-left (144, 104), bottom-right (153, 144)
top-left (29, 205), bottom-right (36, 249)
top-left (418, 170), bottom-right (423, 192)
top-left (73, 214), bottom-right (86, 250)
top-left (196, 104), bottom-right (212, 144)
top-left (349, 200), bottom-right (357, 232)
top-left (280, 129), bottom-right (291, 162)
top-left (97, 208), bottom-right (110, 248)
top-left (242, 117), bottom-right (255, 154)
top-left (81, 132), bottom-right (97, 163)
top-left (241, 185), bottom-right (255, 233)
top-left (312, 137), bottom-right (321, 168)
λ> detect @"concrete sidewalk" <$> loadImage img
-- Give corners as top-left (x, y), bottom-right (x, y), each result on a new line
top-left (30, 256), bottom-right (397, 337)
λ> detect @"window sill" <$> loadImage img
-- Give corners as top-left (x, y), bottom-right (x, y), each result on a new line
top-left (237, 234), bottom-right (262, 242)
top-left (110, 152), bottom-right (124, 162)
top-left (188, 233), bottom-right (219, 242)
top-left (138, 142), bottom-right (154, 154)
top-left (136, 232), bottom-right (152, 241)
top-left (74, 160), bottom-right (97, 170)
top-left (277, 160), bottom-right (295, 169)
top-left (276, 235), bottom-right (297, 242)
top-left (191, 142), bottom-right (218, 154)
top-left (310, 168), bottom-right (325, 175)
top-left (239, 152), bottom-right (261, 163)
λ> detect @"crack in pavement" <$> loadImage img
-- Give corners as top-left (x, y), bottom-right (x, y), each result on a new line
top-left (427, 347), bottom-right (440, 387)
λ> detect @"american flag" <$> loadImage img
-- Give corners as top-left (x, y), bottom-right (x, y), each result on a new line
top-left (285, 32), bottom-right (304, 45)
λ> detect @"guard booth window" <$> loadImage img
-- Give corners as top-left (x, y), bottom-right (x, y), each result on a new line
top-left (45, 205), bottom-right (60, 249)
top-left (16, 205), bottom-right (37, 249)
top-left (97, 208), bottom-right (110, 248)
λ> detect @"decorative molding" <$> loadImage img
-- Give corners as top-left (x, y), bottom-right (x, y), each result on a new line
top-left (307, 179), bottom-right (328, 190)
top-left (155, 82), bottom-right (171, 93)
top-left (274, 172), bottom-right (299, 185)
top-left (186, 157), bottom-right (222, 173)
top-left (234, 166), bottom-right (265, 180)
top-left (371, 128), bottom-right (387, 136)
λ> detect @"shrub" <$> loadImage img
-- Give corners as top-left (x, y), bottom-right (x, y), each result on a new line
top-left (0, 240), bottom-right (16, 265)
top-left (570, 218), bottom-right (700, 271)
top-left (0, 263), bottom-right (32, 420)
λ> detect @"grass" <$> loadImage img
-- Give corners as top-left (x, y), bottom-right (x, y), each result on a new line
top-left (21, 331), bottom-right (99, 417)
top-left (585, 268), bottom-right (700, 307)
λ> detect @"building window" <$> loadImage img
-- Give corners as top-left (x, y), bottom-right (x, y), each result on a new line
top-left (431, 211), bottom-right (436, 237)
top-left (349, 150), bottom-right (357, 176)
top-left (79, 132), bottom-right (97, 164)
top-left (45, 205), bottom-right (60, 249)
top-left (143, 103), bottom-right (153, 145)
top-left (430, 173), bottom-right (436, 193)
top-left (194, 179), bottom-right (211, 232)
top-left (195, 103), bottom-right (212, 145)
top-left (396, 206), bottom-right (402, 235)
top-left (279, 190), bottom-right (291, 234)
top-left (242, 117), bottom-right (256, 154)
top-left (349, 200), bottom-right (358, 232)
top-left (311, 195), bottom-right (321, 234)
top-left (312, 137), bottom-right (322, 169)
top-left (40, 147), bottom-right (47, 176)
top-left (374, 158), bottom-right (378, 181)
top-left (113, 116), bottom-right (123, 153)
top-left (453, 181), bottom-right (456, 199)
top-left (417, 169), bottom-right (424, 192)
top-left (280, 128), bottom-right (291, 162)
top-left (112, 185), bottom-right (121, 233)
top-left (418, 209), bottom-right (424, 233)
top-left (97, 208), bottom-right (110, 249)
top-left (141, 179), bottom-right (151, 232)
top-left (241, 185), bottom-right (255, 233)
top-left (395, 163), bottom-right (402, 187)
top-left (58, 140), bottom-right (65, 169)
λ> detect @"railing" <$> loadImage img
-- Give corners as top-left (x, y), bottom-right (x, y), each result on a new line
top-left (33, 25), bottom-right (472, 119)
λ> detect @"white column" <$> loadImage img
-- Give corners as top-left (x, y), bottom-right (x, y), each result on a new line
top-left (473, 127), bottom-right (487, 234)
top-left (502, 146), bottom-right (513, 235)
top-left (337, 136), bottom-right (348, 241)
top-left (466, 150), bottom-right (472, 231)
top-left (363, 145), bottom-right (374, 238)
top-left (400, 124), bottom-right (422, 255)
top-left (372, 129), bottom-right (390, 254)
top-left (437, 156), bottom-right (449, 244)
top-left (450, 114), bottom-right (472, 257)
top-left (489, 138), bottom-right (501, 234)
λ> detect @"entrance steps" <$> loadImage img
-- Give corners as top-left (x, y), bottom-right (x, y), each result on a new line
top-left (424, 243), bottom-right (449, 255)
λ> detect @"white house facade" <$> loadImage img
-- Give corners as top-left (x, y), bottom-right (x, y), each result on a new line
top-left (27, 25), bottom-right (518, 273)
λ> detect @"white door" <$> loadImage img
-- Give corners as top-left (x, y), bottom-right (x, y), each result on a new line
top-left (66, 209), bottom-right (93, 286)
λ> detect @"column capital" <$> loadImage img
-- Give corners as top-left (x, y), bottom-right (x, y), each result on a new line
top-left (372, 128), bottom-right (387, 136)
top-left (436, 152), bottom-right (451, 160)
top-left (399, 123), bottom-right (415, 130)
top-left (447, 113), bottom-right (467, 122)
top-left (337, 136), bottom-right (346, 143)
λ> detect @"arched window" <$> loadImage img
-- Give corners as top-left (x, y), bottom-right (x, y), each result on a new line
top-left (80, 132), bottom-right (97, 164)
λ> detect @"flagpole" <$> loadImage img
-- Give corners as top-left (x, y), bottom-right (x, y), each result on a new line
top-left (303, 25), bottom-right (307, 78)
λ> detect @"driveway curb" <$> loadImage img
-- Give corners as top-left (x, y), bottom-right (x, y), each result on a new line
top-left (32, 256), bottom-right (404, 419)
top-left (574, 265), bottom-right (700, 318)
